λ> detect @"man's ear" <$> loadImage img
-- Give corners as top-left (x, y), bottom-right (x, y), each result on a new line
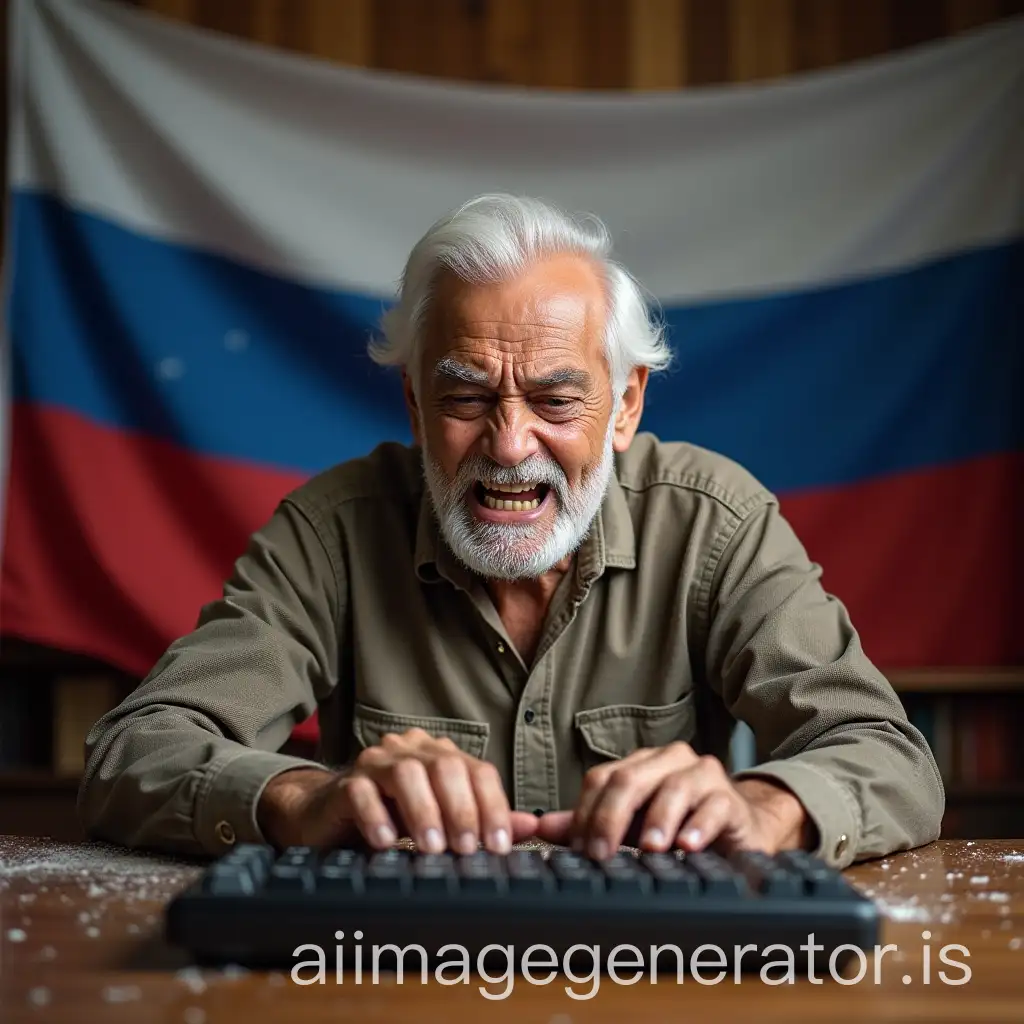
top-left (612, 366), bottom-right (648, 453)
top-left (401, 369), bottom-right (424, 447)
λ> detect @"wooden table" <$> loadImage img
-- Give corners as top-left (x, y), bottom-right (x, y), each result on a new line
top-left (1, 837), bottom-right (1022, 1023)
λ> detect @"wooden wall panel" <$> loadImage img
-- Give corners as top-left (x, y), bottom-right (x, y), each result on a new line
top-left (131, 0), bottom-right (1023, 89)
top-left (630, 0), bottom-right (687, 89)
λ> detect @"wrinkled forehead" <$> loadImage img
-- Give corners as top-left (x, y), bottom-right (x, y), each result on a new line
top-left (422, 257), bottom-right (609, 375)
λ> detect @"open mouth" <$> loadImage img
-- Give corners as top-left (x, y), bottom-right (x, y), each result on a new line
top-left (472, 481), bottom-right (551, 513)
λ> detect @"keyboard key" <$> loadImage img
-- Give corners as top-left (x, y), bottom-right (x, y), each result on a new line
top-left (774, 851), bottom-right (848, 896)
top-left (203, 864), bottom-right (256, 896)
top-left (219, 846), bottom-right (271, 886)
top-left (414, 854), bottom-right (457, 895)
top-left (802, 865), bottom-right (850, 898)
top-left (549, 851), bottom-right (586, 871)
top-left (601, 854), bottom-right (652, 895)
top-left (365, 852), bottom-right (412, 894)
top-left (317, 850), bottom-right (365, 894)
top-left (322, 849), bottom-right (363, 869)
top-left (506, 852), bottom-right (553, 895)
top-left (268, 865), bottom-right (315, 893)
top-left (550, 853), bottom-right (601, 895)
top-left (507, 850), bottom-right (545, 872)
top-left (733, 851), bottom-right (803, 897)
top-left (457, 852), bottom-right (506, 894)
top-left (640, 853), bottom-right (700, 896)
top-left (279, 846), bottom-right (318, 868)
top-left (318, 866), bottom-right (364, 894)
top-left (686, 852), bottom-right (746, 896)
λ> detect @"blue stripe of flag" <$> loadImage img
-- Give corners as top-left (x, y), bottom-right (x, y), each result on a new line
top-left (8, 190), bottom-right (1023, 492)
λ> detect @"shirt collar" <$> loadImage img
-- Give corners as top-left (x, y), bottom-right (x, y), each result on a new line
top-left (414, 455), bottom-right (636, 587)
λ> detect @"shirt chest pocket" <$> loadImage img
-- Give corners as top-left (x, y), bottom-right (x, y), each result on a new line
top-left (573, 693), bottom-right (696, 763)
top-left (352, 703), bottom-right (490, 760)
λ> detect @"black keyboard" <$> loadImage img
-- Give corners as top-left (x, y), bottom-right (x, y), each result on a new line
top-left (166, 845), bottom-right (878, 974)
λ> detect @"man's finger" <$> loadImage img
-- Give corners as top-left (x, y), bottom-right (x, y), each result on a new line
top-left (341, 775), bottom-right (398, 849)
top-left (427, 753), bottom-right (481, 853)
top-left (378, 757), bottom-right (447, 853)
top-left (676, 790), bottom-right (735, 852)
top-left (533, 809), bottom-right (575, 844)
top-left (638, 755), bottom-right (730, 851)
top-left (570, 747), bottom-right (666, 853)
top-left (509, 811), bottom-right (543, 843)
top-left (468, 760), bottom-right (514, 853)
top-left (577, 745), bottom-right (699, 857)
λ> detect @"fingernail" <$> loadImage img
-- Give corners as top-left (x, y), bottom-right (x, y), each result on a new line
top-left (375, 825), bottom-right (396, 846)
top-left (643, 828), bottom-right (665, 848)
top-left (424, 828), bottom-right (444, 853)
top-left (588, 838), bottom-right (609, 860)
top-left (491, 828), bottom-right (510, 853)
top-left (682, 828), bottom-right (702, 848)
top-left (457, 831), bottom-right (477, 854)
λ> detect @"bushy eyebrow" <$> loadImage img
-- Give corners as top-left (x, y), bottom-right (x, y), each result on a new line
top-left (529, 368), bottom-right (592, 390)
top-left (433, 358), bottom-right (592, 392)
top-left (433, 358), bottom-right (491, 386)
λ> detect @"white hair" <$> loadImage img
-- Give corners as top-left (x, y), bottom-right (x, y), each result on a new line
top-left (368, 194), bottom-right (673, 395)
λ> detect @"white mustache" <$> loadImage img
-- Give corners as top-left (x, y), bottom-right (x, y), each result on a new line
top-left (454, 457), bottom-right (568, 494)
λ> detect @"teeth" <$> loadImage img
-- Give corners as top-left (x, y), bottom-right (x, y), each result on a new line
top-left (482, 495), bottom-right (541, 511)
top-left (480, 481), bottom-right (537, 494)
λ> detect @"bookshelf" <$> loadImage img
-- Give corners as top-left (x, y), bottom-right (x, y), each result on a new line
top-left (1, 641), bottom-right (1021, 842)
top-left (890, 669), bottom-right (1024, 840)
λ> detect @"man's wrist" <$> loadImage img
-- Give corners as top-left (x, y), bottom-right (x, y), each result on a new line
top-left (257, 766), bottom-right (336, 845)
top-left (734, 776), bottom-right (817, 852)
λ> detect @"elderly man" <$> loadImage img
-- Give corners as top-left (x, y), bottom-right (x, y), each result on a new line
top-left (79, 194), bottom-right (943, 868)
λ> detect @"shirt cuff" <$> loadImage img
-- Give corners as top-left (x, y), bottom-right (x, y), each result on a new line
top-left (733, 759), bottom-right (862, 869)
top-left (193, 748), bottom-right (329, 855)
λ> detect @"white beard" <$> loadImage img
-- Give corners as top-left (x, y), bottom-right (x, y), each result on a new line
top-left (421, 415), bottom-right (618, 581)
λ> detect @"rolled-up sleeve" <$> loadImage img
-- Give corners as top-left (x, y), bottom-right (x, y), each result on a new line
top-left (703, 498), bottom-right (945, 868)
top-left (78, 497), bottom-right (341, 857)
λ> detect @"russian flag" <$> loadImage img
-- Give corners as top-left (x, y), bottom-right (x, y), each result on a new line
top-left (2, 0), bottom-right (1022, 694)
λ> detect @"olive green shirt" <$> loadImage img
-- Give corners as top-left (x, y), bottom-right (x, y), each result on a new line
top-left (78, 432), bottom-right (943, 867)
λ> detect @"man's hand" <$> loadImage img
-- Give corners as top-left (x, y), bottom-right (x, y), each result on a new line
top-left (257, 727), bottom-right (540, 854)
top-left (534, 743), bottom-right (816, 859)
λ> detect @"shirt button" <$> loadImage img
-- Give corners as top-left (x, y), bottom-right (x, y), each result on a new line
top-left (835, 833), bottom-right (849, 859)
top-left (497, 643), bottom-right (506, 654)
top-left (216, 821), bottom-right (236, 846)
top-left (523, 708), bottom-right (536, 724)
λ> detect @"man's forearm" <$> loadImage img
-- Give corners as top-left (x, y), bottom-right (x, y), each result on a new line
top-left (79, 705), bottom-right (328, 856)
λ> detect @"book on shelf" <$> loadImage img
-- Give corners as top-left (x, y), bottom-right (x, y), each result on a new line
top-left (905, 693), bottom-right (1020, 794)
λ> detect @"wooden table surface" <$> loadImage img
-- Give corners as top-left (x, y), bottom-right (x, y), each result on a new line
top-left (1, 836), bottom-right (1022, 1023)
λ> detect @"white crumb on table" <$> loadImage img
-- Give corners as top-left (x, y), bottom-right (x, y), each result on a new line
top-left (874, 898), bottom-right (932, 923)
top-left (27, 987), bottom-right (51, 1006)
top-left (6, 928), bottom-right (27, 942)
top-left (176, 967), bottom-right (207, 994)
top-left (102, 985), bottom-right (142, 1003)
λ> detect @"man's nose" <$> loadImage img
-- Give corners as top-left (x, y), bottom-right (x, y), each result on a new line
top-left (480, 403), bottom-right (540, 467)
